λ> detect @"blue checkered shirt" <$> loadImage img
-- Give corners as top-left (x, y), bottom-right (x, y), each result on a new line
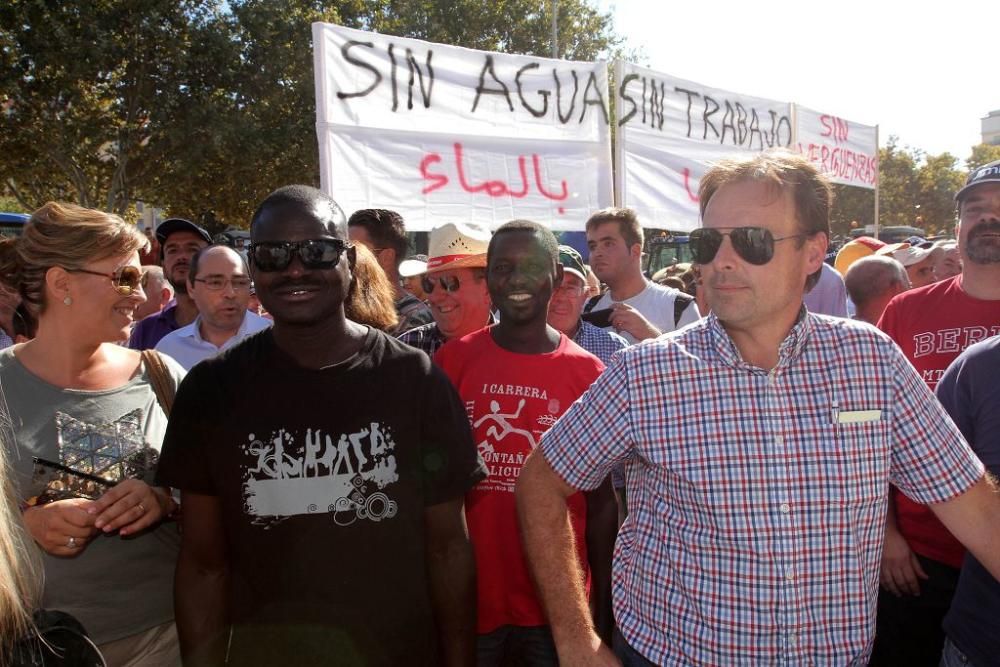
top-left (397, 314), bottom-right (496, 358)
top-left (572, 320), bottom-right (629, 366)
top-left (541, 311), bottom-right (984, 665)
top-left (397, 321), bottom-right (446, 357)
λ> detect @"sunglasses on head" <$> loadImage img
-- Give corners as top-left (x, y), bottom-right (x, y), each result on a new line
top-left (421, 275), bottom-right (461, 294)
top-left (68, 265), bottom-right (144, 296)
top-left (688, 227), bottom-right (807, 266)
top-left (249, 239), bottom-right (351, 272)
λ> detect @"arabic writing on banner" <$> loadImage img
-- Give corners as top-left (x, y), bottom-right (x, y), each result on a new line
top-left (614, 61), bottom-right (792, 232)
top-left (794, 105), bottom-right (878, 190)
top-left (312, 23), bottom-right (613, 231)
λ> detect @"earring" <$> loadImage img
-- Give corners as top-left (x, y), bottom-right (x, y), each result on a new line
top-left (63, 295), bottom-right (72, 306)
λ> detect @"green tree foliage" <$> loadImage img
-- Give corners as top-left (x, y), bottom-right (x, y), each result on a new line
top-left (915, 152), bottom-right (964, 235)
top-left (967, 143), bottom-right (1000, 172)
top-left (831, 140), bottom-right (1000, 240)
top-left (2, 0), bottom-right (618, 226)
top-left (357, 0), bottom-right (618, 60)
top-left (0, 0), bottom-right (221, 214)
top-left (829, 184), bottom-right (874, 242)
top-left (142, 0), bottom-right (349, 230)
top-left (0, 195), bottom-right (26, 213)
top-left (873, 136), bottom-right (921, 230)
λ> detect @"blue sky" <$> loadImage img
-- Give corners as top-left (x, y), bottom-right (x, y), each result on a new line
top-left (598, 0), bottom-right (995, 164)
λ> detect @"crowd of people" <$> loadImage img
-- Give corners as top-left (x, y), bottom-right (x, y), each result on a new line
top-left (0, 151), bottom-right (998, 667)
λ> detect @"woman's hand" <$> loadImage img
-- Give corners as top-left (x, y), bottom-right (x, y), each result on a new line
top-left (22, 498), bottom-right (99, 556)
top-left (89, 479), bottom-right (175, 536)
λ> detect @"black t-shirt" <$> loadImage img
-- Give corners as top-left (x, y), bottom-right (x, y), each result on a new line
top-left (156, 327), bottom-right (485, 666)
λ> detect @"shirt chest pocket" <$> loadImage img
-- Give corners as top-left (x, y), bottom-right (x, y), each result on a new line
top-left (817, 416), bottom-right (892, 505)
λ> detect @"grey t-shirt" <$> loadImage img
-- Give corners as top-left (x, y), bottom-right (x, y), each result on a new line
top-left (0, 347), bottom-right (184, 644)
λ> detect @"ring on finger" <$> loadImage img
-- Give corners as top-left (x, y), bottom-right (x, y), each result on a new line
top-left (67, 536), bottom-right (77, 548)
top-left (137, 503), bottom-right (146, 514)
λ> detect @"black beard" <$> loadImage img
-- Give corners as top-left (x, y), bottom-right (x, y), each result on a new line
top-left (966, 221), bottom-right (1000, 264)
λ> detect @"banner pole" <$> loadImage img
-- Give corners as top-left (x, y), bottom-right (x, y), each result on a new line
top-left (874, 124), bottom-right (880, 240)
top-left (551, 0), bottom-right (558, 58)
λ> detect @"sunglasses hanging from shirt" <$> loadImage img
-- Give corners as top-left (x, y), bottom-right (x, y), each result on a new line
top-left (688, 227), bottom-right (808, 266)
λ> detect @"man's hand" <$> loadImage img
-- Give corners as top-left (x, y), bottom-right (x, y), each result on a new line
top-left (175, 492), bottom-right (230, 666)
top-left (609, 303), bottom-right (660, 341)
top-left (880, 525), bottom-right (927, 596)
top-left (557, 632), bottom-right (622, 667)
top-left (23, 498), bottom-right (99, 556)
top-left (424, 497), bottom-right (477, 667)
top-left (89, 479), bottom-right (174, 536)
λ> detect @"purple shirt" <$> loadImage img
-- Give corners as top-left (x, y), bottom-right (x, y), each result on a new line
top-left (128, 304), bottom-right (180, 351)
top-left (804, 263), bottom-right (848, 317)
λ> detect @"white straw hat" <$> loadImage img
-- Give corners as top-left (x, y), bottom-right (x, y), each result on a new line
top-left (423, 222), bottom-right (491, 274)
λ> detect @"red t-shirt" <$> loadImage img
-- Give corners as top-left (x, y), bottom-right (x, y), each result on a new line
top-left (435, 327), bottom-right (604, 633)
top-left (878, 275), bottom-right (1000, 567)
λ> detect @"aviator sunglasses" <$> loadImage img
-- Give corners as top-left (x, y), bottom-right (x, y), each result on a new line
top-left (688, 227), bottom-right (807, 266)
top-left (420, 274), bottom-right (462, 294)
top-left (67, 265), bottom-right (144, 296)
top-left (249, 239), bottom-right (351, 272)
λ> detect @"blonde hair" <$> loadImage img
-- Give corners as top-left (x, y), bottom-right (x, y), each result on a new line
top-left (346, 244), bottom-right (399, 332)
top-left (0, 202), bottom-right (148, 316)
top-left (0, 437), bottom-right (42, 655)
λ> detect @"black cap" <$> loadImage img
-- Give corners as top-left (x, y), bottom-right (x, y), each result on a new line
top-left (154, 218), bottom-right (213, 246)
top-left (955, 159), bottom-right (1000, 202)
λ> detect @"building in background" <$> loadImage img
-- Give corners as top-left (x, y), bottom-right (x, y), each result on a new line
top-left (983, 110), bottom-right (1000, 146)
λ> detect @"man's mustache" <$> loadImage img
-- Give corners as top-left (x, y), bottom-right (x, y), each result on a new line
top-left (968, 221), bottom-right (1000, 242)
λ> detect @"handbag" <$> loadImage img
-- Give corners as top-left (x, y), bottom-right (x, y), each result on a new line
top-left (140, 350), bottom-right (176, 417)
top-left (9, 610), bottom-right (106, 666)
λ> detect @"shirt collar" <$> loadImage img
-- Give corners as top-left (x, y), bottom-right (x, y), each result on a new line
top-left (184, 311), bottom-right (251, 346)
top-left (708, 305), bottom-right (811, 372)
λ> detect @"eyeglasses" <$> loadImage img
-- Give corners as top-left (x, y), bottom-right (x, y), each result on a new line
top-left (421, 275), bottom-right (462, 294)
top-left (193, 276), bottom-right (253, 292)
top-left (67, 266), bottom-right (144, 296)
top-left (249, 239), bottom-right (351, 272)
top-left (688, 227), bottom-right (807, 266)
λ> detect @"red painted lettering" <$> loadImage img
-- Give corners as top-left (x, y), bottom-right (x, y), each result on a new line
top-left (419, 153), bottom-right (448, 194)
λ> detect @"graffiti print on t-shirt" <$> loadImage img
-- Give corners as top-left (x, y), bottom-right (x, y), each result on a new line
top-left (241, 422), bottom-right (399, 528)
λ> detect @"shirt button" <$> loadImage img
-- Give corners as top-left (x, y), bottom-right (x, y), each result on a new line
top-left (788, 633), bottom-right (798, 647)
top-left (779, 503), bottom-right (791, 514)
top-left (774, 436), bottom-right (784, 447)
top-left (785, 567), bottom-right (795, 581)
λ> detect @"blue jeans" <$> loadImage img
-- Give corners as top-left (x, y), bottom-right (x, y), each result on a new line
top-left (476, 625), bottom-right (558, 667)
top-left (940, 637), bottom-right (974, 667)
top-left (613, 628), bottom-right (657, 667)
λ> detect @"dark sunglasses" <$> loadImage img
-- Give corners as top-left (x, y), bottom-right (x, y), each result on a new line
top-left (68, 266), bottom-right (144, 296)
top-left (689, 227), bottom-right (807, 266)
top-left (421, 275), bottom-right (461, 294)
top-left (249, 239), bottom-right (351, 272)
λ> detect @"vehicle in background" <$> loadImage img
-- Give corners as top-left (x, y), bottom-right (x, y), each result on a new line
top-left (214, 228), bottom-right (250, 250)
top-left (0, 212), bottom-right (29, 238)
top-left (643, 229), bottom-right (693, 277)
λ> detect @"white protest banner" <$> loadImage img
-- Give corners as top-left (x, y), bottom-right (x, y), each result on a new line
top-left (794, 105), bottom-right (877, 189)
top-left (313, 23), bottom-right (613, 231)
top-left (614, 61), bottom-right (792, 231)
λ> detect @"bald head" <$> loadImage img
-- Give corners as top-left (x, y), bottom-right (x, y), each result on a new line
top-left (844, 255), bottom-right (910, 325)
